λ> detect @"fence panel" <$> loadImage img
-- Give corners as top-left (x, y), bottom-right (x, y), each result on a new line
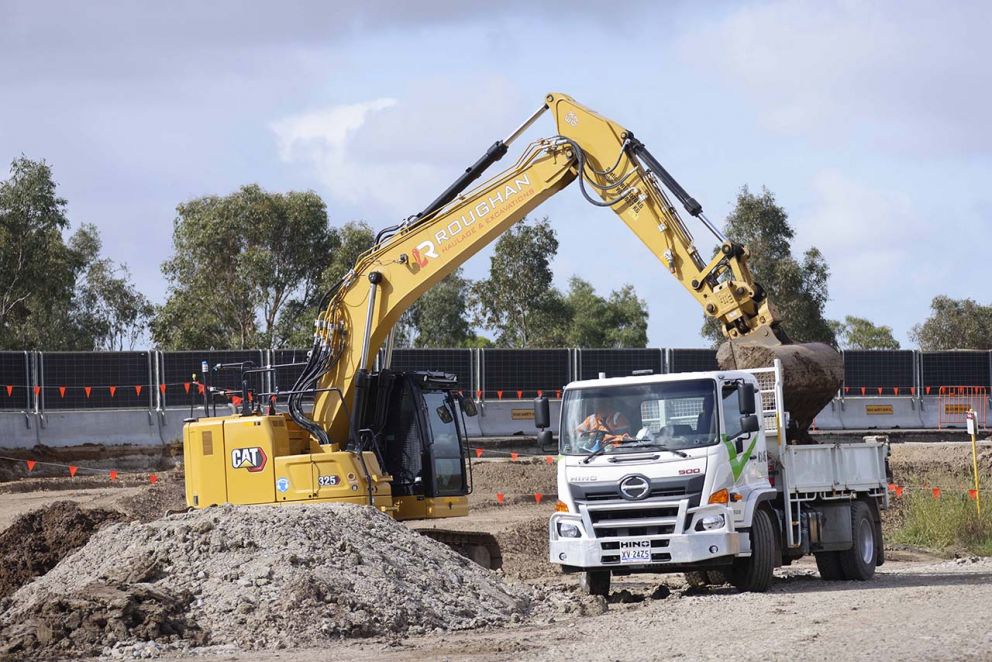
top-left (41, 351), bottom-right (151, 410)
top-left (482, 348), bottom-right (570, 399)
top-left (270, 349), bottom-right (310, 396)
top-left (578, 348), bottom-right (663, 380)
top-left (920, 351), bottom-right (991, 390)
top-left (160, 350), bottom-right (265, 408)
top-left (843, 350), bottom-right (916, 395)
top-left (390, 349), bottom-right (473, 391)
top-left (668, 348), bottom-right (718, 374)
top-left (0, 351), bottom-right (31, 410)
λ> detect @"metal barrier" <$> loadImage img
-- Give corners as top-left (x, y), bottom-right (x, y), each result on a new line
top-left (938, 386), bottom-right (988, 430)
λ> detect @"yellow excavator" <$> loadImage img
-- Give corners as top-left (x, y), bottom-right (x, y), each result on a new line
top-left (183, 92), bottom-right (842, 566)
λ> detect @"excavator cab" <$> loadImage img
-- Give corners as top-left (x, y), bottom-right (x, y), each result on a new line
top-left (357, 370), bottom-right (475, 520)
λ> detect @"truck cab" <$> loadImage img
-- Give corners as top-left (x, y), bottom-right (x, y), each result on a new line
top-left (543, 364), bottom-right (888, 595)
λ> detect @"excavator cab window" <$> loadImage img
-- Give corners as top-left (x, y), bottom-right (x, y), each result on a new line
top-left (422, 390), bottom-right (467, 497)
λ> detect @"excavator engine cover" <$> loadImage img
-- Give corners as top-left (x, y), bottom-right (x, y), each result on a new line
top-left (717, 334), bottom-right (843, 440)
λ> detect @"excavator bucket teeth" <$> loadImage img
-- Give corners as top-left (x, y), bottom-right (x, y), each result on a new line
top-left (717, 335), bottom-right (843, 440)
top-left (417, 529), bottom-right (503, 571)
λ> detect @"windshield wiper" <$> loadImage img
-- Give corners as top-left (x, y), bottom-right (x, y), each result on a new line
top-left (630, 442), bottom-right (689, 458)
top-left (582, 446), bottom-right (609, 464)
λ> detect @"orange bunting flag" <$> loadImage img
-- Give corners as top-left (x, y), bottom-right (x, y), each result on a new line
top-left (84, 386), bottom-right (92, 398)
top-left (925, 386), bottom-right (931, 395)
top-left (4, 385), bottom-right (11, 397)
top-left (149, 474), bottom-right (158, 485)
top-left (860, 387), bottom-right (866, 396)
top-left (893, 387), bottom-right (900, 396)
top-left (496, 492), bottom-right (505, 505)
top-left (475, 389), bottom-right (482, 400)
top-left (33, 386), bottom-right (40, 396)
top-left (109, 470), bottom-right (118, 481)
top-left (932, 487), bottom-right (941, 499)
top-left (68, 465), bottom-right (78, 478)
top-left (510, 452), bottom-right (519, 462)
top-left (970, 489), bottom-right (978, 501)
top-left (537, 390), bottom-right (543, 397)
top-left (516, 390), bottom-right (523, 400)
top-left (26, 460), bottom-right (36, 472)
top-left (534, 492), bottom-right (543, 504)
top-left (895, 486), bottom-right (904, 497)
top-left (184, 382), bottom-right (191, 394)
top-left (159, 384), bottom-right (167, 395)
top-left (109, 386), bottom-right (116, 398)
top-left (877, 387), bottom-right (883, 395)
top-left (135, 385), bottom-right (143, 396)
top-left (475, 448), bottom-right (483, 458)
top-left (545, 455), bottom-right (555, 465)
top-left (231, 396), bottom-right (242, 406)
top-left (888, 483), bottom-right (897, 492)
top-left (555, 390), bottom-right (561, 399)
top-left (59, 386), bottom-right (66, 398)
top-left (496, 390), bottom-right (503, 400)
top-left (198, 384), bottom-right (205, 395)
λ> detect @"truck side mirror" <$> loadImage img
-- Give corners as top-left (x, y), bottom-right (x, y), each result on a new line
top-left (738, 383), bottom-right (756, 416)
top-left (533, 396), bottom-right (550, 429)
top-left (459, 394), bottom-right (478, 417)
top-left (739, 413), bottom-right (760, 434)
top-left (538, 429), bottom-right (556, 453)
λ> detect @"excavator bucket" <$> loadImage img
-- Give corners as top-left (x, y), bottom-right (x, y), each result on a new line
top-left (717, 333), bottom-right (843, 441)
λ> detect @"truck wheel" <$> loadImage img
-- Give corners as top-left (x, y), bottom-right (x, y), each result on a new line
top-left (580, 570), bottom-right (611, 596)
top-left (730, 508), bottom-right (775, 592)
top-left (838, 501), bottom-right (877, 580)
top-left (814, 551), bottom-right (845, 580)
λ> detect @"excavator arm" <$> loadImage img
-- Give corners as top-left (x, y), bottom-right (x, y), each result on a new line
top-left (300, 92), bottom-right (841, 446)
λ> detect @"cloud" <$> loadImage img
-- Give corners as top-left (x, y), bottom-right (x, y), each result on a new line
top-left (677, 0), bottom-right (992, 156)
top-left (270, 77), bottom-right (525, 220)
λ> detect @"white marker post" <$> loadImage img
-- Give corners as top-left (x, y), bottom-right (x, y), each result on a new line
top-left (967, 409), bottom-right (981, 515)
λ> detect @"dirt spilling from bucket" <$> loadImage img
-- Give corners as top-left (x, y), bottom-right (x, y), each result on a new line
top-left (0, 503), bottom-right (549, 659)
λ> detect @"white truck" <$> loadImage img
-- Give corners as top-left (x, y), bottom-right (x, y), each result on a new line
top-left (534, 360), bottom-right (889, 594)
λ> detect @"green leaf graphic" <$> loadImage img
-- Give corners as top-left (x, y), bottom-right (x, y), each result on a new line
top-left (722, 433), bottom-right (758, 482)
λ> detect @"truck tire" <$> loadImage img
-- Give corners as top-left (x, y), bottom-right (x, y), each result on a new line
top-left (580, 570), bottom-right (611, 596)
top-left (730, 508), bottom-right (775, 592)
top-left (838, 501), bottom-right (877, 581)
top-left (814, 551), bottom-right (845, 580)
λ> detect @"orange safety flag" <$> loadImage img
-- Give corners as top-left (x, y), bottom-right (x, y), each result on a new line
top-left (184, 382), bottom-right (191, 394)
top-left (969, 489), bottom-right (978, 501)
top-left (496, 492), bottom-right (505, 505)
top-left (231, 395), bottom-right (242, 406)
top-left (59, 386), bottom-right (66, 398)
top-left (545, 455), bottom-right (554, 465)
top-left (135, 385), bottom-right (143, 396)
top-left (888, 483), bottom-right (897, 492)
top-left (555, 390), bottom-right (561, 399)
top-left (910, 387), bottom-right (916, 396)
top-left (109, 386), bottom-right (116, 398)
top-left (4, 385), bottom-right (11, 397)
top-left (932, 487), bottom-right (941, 499)
top-left (860, 387), bottom-right (866, 396)
top-left (496, 390), bottom-right (503, 400)
top-left (877, 387), bottom-right (883, 395)
top-left (26, 460), bottom-right (36, 472)
top-left (149, 474), bottom-right (158, 485)
top-left (534, 492), bottom-right (543, 504)
top-left (926, 386), bottom-right (932, 395)
top-left (198, 384), bottom-right (205, 395)
top-left (893, 387), bottom-right (900, 396)
top-left (69, 465), bottom-right (78, 478)
top-left (33, 386), bottom-right (40, 396)
top-left (109, 470), bottom-right (118, 481)
top-left (537, 390), bottom-right (543, 397)
top-left (84, 386), bottom-right (92, 398)
top-left (516, 390), bottom-right (523, 400)
top-left (510, 452), bottom-right (519, 462)
top-left (475, 448), bottom-right (483, 458)
top-left (476, 389), bottom-right (482, 400)
top-left (844, 387), bottom-right (850, 394)
top-left (895, 485), bottom-right (904, 497)
top-left (159, 384), bottom-right (167, 395)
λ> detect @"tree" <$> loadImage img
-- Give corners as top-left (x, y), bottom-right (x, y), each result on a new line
top-left (0, 158), bottom-right (113, 349)
top-left (472, 217), bottom-right (568, 347)
top-left (701, 186), bottom-right (835, 346)
top-left (152, 185), bottom-right (334, 350)
top-left (910, 296), bottom-right (992, 350)
top-left (565, 277), bottom-right (648, 348)
top-left (832, 315), bottom-right (900, 350)
top-left (401, 269), bottom-right (474, 348)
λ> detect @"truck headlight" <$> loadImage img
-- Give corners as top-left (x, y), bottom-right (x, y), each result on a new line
top-left (557, 521), bottom-right (583, 538)
top-left (697, 515), bottom-right (725, 531)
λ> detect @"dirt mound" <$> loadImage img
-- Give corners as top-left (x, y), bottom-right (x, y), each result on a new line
top-left (0, 501), bottom-right (123, 601)
top-left (114, 471), bottom-right (187, 522)
top-left (0, 503), bottom-right (536, 658)
top-left (470, 460), bottom-right (557, 509)
top-left (497, 516), bottom-right (553, 580)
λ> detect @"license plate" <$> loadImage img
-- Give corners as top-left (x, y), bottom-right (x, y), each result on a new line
top-left (619, 540), bottom-right (653, 563)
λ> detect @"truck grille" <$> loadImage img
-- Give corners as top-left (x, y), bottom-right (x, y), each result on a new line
top-left (587, 502), bottom-right (680, 538)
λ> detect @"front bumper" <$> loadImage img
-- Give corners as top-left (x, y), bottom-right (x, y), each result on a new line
top-left (549, 502), bottom-right (743, 569)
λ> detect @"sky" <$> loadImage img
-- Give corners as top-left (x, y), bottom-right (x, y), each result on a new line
top-left (1, 0), bottom-right (990, 348)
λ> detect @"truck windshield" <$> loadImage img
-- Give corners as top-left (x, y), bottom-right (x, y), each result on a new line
top-left (560, 378), bottom-right (718, 455)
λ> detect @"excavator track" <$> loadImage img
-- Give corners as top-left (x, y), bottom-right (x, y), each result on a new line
top-left (415, 528), bottom-right (503, 571)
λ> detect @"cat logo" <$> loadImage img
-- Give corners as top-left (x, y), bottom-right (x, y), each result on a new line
top-left (231, 447), bottom-right (267, 472)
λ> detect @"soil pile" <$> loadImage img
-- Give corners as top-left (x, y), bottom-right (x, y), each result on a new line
top-left (0, 503), bottom-right (535, 658)
top-left (114, 471), bottom-right (186, 522)
top-left (470, 460), bottom-right (557, 509)
top-left (498, 517), bottom-right (552, 580)
top-left (0, 501), bottom-right (123, 600)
